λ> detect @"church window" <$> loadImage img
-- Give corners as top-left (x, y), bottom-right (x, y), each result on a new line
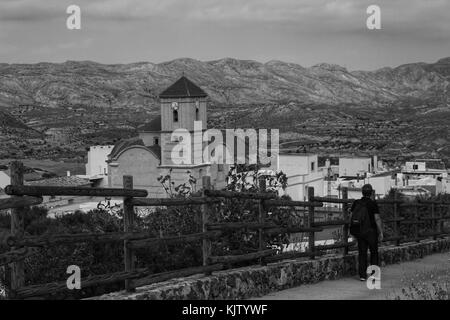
top-left (173, 110), bottom-right (178, 122)
top-left (195, 101), bottom-right (200, 121)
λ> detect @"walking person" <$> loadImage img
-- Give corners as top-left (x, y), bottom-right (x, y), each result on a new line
top-left (349, 184), bottom-right (384, 281)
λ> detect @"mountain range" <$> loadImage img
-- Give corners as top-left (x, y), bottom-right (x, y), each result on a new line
top-left (0, 57), bottom-right (449, 165)
top-left (0, 57), bottom-right (449, 112)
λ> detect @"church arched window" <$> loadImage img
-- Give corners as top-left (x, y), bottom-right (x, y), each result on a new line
top-left (195, 101), bottom-right (200, 121)
top-left (173, 109), bottom-right (178, 122)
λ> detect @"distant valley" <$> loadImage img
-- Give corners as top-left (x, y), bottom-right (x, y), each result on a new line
top-left (0, 57), bottom-right (449, 172)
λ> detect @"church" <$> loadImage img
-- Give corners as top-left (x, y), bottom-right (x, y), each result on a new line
top-left (106, 76), bottom-right (228, 197)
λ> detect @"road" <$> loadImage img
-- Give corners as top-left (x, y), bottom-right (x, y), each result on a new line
top-left (252, 252), bottom-right (450, 300)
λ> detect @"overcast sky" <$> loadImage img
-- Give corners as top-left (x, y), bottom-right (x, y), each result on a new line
top-left (0, 0), bottom-right (449, 70)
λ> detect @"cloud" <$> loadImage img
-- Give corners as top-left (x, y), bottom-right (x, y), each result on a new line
top-left (57, 38), bottom-right (94, 50)
top-left (1, 0), bottom-right (448, 42)
top-left (1, 0), bottom-right (449, 28)
top-left (81, 0), bottom-right (360, 23)
top-left (0, 0), bottom-right (61, 21)
top-left (0, 0), bottom-right (449, 67)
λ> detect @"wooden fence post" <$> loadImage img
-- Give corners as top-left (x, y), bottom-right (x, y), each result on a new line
top-left (307, 187), bottom-right (315, 259)
top-left (342, 187), bottom-right (349, 255)
top-left (123, 175), bottom-right (135, 292)
top-left (414, 204), bottom-right (420, 242)
top-left (10, 161), bottom-right (25, 293)
top-left (258, 177), bottom-right (267, 265)
top-left (431, 202), bottom-right (436, 240)
top-left (393, 191), bottom-right (401, 246)
top-left (201, 176), bottom-right (212, 275)
top-left (439, 199), bottom-right (444, 238)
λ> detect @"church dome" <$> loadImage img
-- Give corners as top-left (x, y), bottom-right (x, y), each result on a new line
top-left (109, 137), bottom-right (145, 160)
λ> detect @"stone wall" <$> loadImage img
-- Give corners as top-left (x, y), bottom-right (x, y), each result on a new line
top-left (91, 237), bottom-right (450, 300)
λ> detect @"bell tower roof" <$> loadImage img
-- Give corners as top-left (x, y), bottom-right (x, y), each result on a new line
top-left (159, 76), bottom-right (207, 99)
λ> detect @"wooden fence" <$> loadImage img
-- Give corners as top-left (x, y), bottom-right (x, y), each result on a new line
top-left (1, 161), bottom-right (450, 299)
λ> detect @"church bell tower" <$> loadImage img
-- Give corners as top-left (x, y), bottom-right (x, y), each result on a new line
top-left (158, 76), bottom-right (208, 166)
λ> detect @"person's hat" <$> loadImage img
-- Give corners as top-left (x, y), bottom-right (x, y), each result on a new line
top-left (362, 184), bottom-right (373, 196)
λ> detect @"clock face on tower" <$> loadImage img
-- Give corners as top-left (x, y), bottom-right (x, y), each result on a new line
top-left (171, 102), bottom-right (178, 110)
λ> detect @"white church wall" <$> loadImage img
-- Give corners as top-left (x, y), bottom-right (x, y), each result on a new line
top-left (108, 148), bottom-right (166, 198)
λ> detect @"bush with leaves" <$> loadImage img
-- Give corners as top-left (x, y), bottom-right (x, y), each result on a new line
top-left (377, 190), bottom-right (450, 240)
top-left (0, 208), bottom-right (125, 298)
top-left (0, 164), bottom-right (298, 298)
top-left (209, 164), bottom-right (303, 259)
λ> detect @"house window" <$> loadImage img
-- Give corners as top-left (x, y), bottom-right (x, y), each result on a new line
top-left (413, 164), bottom-right (418, 170)
top-left (311, 162), bottom-right (315, 172)
top-left (154, 137), bottom-right (159, 146)
top-left (218, 164), bottom-right (224, 172)
top-left (173, 110), bottom-right (178, 122)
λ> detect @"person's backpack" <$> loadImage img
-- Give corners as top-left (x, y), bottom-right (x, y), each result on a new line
top-left (349, 200), bottom-right (372, 238)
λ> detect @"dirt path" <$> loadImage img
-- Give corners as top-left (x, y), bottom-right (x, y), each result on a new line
top-left (252, 252), bottom-right (450, 300)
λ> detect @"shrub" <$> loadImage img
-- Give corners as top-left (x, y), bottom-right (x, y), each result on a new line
top-left (0, 164), bottom-right (296, 298)
top-left (378, 190), bottom-right (450, 240)
top-left (389, 269), bottom-right (450, 300)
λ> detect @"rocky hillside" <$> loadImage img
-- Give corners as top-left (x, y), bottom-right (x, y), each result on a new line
top-left (0, 57), bottom-right (448, 164)
top-left (0, 109), bottom-right (30, 129)
top-left (0, 57), bottom-right (449, 112)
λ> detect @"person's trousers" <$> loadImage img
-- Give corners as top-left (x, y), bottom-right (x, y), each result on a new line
top-left (357, 230), bottom-right (379, 278)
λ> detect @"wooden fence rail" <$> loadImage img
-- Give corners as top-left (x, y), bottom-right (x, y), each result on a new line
top-left (1, 161), bottom-right (450, 299)
top-left (5, 185), bottom-right (148, 198)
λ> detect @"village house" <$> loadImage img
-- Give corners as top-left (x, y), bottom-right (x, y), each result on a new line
top-left (77, 145), bottom-right (115, 188)
top-left (275, 153), bottom-right (326, 201)
top-left (396, 159), bottom-right (449, 196)
top-left (25, 175), bottom-right (92, 210)
top-left (0, 167), bottom-right (93, 214)
top-left (338, 156), bottom-right (376, 177)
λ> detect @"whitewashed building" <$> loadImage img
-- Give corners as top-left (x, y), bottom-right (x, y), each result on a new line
top-left (86, 145), bottom-right (114, 177)
top-left (338, 157), bottom-right (373, 177)
top-left (276, 153), bottom-right (326, 200)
